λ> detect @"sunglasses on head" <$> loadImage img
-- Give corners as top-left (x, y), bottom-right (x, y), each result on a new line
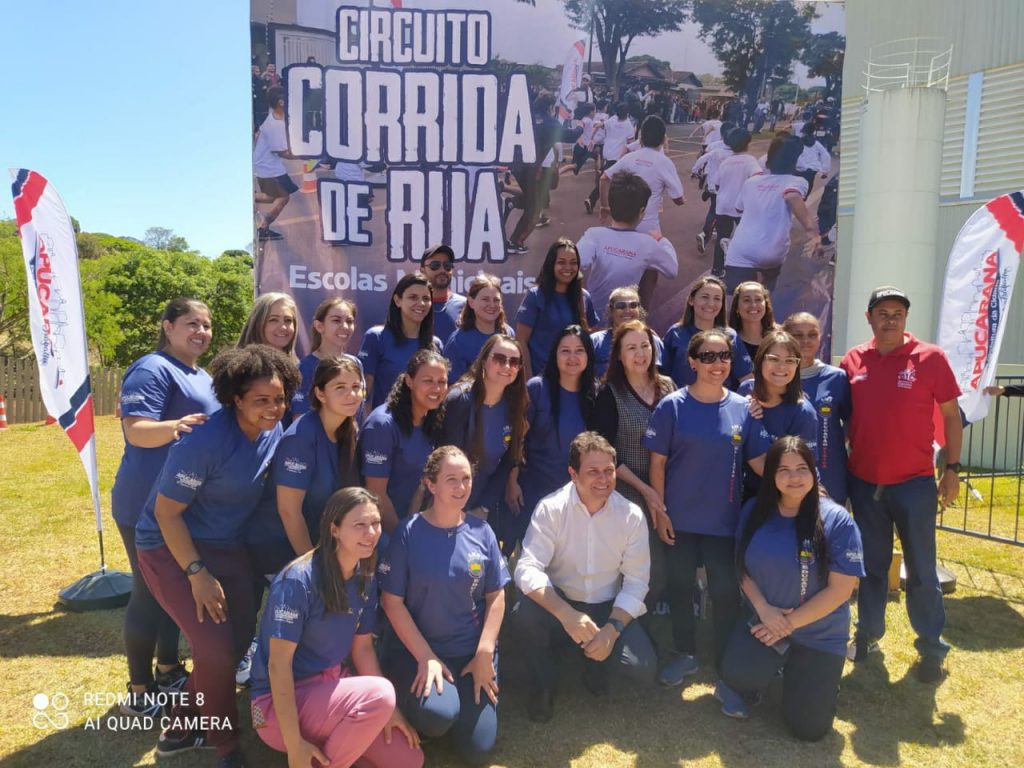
top-left (489, 352), bottom-right (522, 369)
top-left (426, 260), bottom-right (454, 272)
top-left (612, 300), bottom-right (640, 311)
top-left (693, 350), bottom-right (733, 364)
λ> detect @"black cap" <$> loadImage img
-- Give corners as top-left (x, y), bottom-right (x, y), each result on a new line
top-left (420, 244), bottom-right (455, 265)
top-left (867, 286), bottom-right (911, 311)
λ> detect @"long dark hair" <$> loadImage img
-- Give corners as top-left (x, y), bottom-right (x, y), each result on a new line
top-left (542, 325), bottom-right (597, 437)
top-left (728, 281), bottom-right (776, 336)
top-left (605, 319), bottom-right (673, 397)
top-left (290, 487), bottom-right (379, 614)
top-left (385, 272), bottom-right (435, 348)
top-left (456, 335), bottom-right (528, 466)
top-left (310, 356), bottom-right (363, 486)
top-left (752, 330), bottom-right (804, 404)
top-left (458, 273), bottom-right (507, 332)
top-left (736, 436), bottom-right (827, 584)
top-left (679, 275), bottom-right (727, 328)
top-left (536, 238), bottom-right (590, 332)
top-left (386, 348), bottom-right (448, 441)
top-left (156, 298), bottom-right (211, 351)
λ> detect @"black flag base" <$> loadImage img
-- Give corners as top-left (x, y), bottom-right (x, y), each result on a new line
top-left (58, 568), bottom-right (132, 612)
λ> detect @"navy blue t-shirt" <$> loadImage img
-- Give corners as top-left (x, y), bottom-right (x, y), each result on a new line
top-left (644, 388), bottom-right (770, 536)
top-left (800, 364), bottom-right (851, 504)
top-left (111, 352), bottom-right (219, 527)
top-left (359, 404), bottom-right (434, 519)
top-left (591, 328), bottom-right (664, 379)
top-left (358, 327), bottom-right (443, 409)
top-left (739, 498), bottom-right (864, 656)
top-left (514, 287), bottom-right (601, 375)
top-left (249, 555), bottom-right (379, 697)
top-left (432, 293), bottom-right (467, 343)
top-left (660, 324), bottom-right (753, 390)
top-left (518, 377), bottom-right (587, 513)
top-left (444, 325), bottom-right (515, 384)
top-left (135, 408), bottom-right (281, 549)
top-left (382, 513), bottom-right (509, 659)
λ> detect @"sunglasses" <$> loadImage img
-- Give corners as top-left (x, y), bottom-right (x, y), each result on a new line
top-left (489, 352), bottom-right (522, 369)
top-left (693, 350), bottom-right (733, 364)
top-left (764, 354), bottom-right (801, 366)
top-left (612, 300), bottom-right (640, 311)
top-left (426, 261), bottom-right (454, 272)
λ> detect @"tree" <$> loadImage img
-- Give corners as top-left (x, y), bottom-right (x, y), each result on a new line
top-left (561, 0), bottom-right (688, 98)
top-left (0, 220), bottom-right (30, 358)
top-left (802, 31), bottom-right (845, 101)
top-left (143, 226), bottom-right (175, 249)
top-left (691, 0), bottom-right (815, 113)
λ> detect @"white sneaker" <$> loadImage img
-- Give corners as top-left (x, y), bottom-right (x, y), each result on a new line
top-left (696, 232), bottom-right (706, 254)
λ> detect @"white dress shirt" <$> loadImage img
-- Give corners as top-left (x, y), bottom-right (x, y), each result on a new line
top-left (515, 483), bottom-right (650, 618)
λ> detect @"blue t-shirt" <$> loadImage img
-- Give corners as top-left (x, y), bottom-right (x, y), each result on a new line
top-left (800, 364), bottom-right (851, 504)
top-left (247, 411), bottom-right (344, 548)
top-left (519, 377), bottom-right (587, 512)
top-left (358, 326), bottom-right (443, 410)
top-left (381, 513), bottom-right (509, 659)
top-left (249, 555), bottom-right (379, 697)
top-left (644, 388), bottom-right (770, 536)
top-left (739, 498), bottom-right (864, 656)
top-left (514, 287), bottom-right (601, 375)
top-left (444, 325), bottom-right (515, 384)
top-left (432, 293), bottom-right (467, 343)
top-left (135, 408), bottom-right (281, 549)
top-left (112, 352), bottom-right (220, 527)
top-left (660, 324), bottom-right (753, 390)
top-left (291, 353), bottom-right (365, 420)
top-left (359, 404), bottom-right (434, 520)
top-left (590, 329), bottom-right (664, 379)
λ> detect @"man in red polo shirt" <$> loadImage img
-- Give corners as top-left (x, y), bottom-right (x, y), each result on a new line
top-left (841, 286), bottom-right (962, 683)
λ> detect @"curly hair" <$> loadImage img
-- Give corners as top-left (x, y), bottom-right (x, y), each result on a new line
top-left (385, 348), bottom-right (448, 442)
top-left (209, 344), bottom-right (301, 407)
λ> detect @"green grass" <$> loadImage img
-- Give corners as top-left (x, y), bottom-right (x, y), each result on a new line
top-left (2, 417), bottom-right (1024, 767)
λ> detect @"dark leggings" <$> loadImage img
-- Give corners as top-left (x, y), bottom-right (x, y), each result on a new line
top-left (720, 618), bottom-right (846, 741)
top-left (118, 523), bottom-right (182, 686)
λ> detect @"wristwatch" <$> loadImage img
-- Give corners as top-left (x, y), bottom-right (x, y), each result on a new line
top-left (607, 618), bottom-right (626, 635)
top-left (945, 462), bottom-right (962, 474)
top-left (184, 559), bottom-right (206, 576)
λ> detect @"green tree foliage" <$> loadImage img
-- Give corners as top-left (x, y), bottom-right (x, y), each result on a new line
top-left (691, 0), bottom-right (815, 112)
top-left (0, 220), bottom-right (30, 357)
top-left (802, 31), bottom-right (845, 101)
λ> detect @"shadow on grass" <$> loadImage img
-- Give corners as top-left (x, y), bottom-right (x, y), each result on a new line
top-left (0, 608), bottom-right (126, 659)
top-left (943, 594), bottom-right (1024, 651)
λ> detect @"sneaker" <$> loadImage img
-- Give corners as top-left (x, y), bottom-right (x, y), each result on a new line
top-left (119, 683), bottom-right (162, 718)
top-left (696, 232), bottom-right (706, 254)
top-left (506, 241), bottom-right (528, 255)
top-left (916, 655), bottom-right (945, 684)
top-left (657, 654), bottom-right (699, 687)
top-left (257, 227), bottom-right (283, 241)
top-left (155, 663), bottom-right (189, 693)
top-left (536, 215), bottom-right (551, 228)
top-left (217, 751), bottom-right (247, 768)
top-left (236, 638), bottom-right (257, 687)
top-left (156, 729), bottom-right (212, 758)
top-left (583, 199), bottom-right (594, 215)
top-left (714, 681), bottom-right (750, 720)
top-left (849, 637), bottom-right (880, 662)
top-left (526, 687), bottom-right (554, 723)
top-left (719, 237), bottom-right (731, 255)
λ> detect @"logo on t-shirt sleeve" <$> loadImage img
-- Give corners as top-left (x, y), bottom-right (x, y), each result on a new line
top-left (174, 471), bottom-right (203, 491)
top-left (283, 457), bottom-right (308, 474)
top-left (121, 392), bottom-right (146, 405)
top-left (363, 451), bottom-right (388, 466)
top-left (273, 605), bottom-right (300, 624)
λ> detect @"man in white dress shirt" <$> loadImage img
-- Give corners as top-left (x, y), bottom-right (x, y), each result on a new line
top-left (513, 432), bottom-right (656, 722)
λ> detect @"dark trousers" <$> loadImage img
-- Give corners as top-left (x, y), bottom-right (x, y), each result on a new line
top-left (713, 214), bottom-right (739, 276)
top-left (849, 474), bottom-right (949, 659)
top-left (588, 159), bottom-right (618, 207)
top-left (720, 620), bottom-right (845, 742)
top-left (512, 591), bottom-right (656, 693)
top-left (510, 166), bottom-right (542, 246)
top-left (702, 194), bottom-right (718, 239)
top-left (389, 648), bottom-right (498, 766)
top-left (725, 265), bottom-right (781, 294)
top-left (138, 542), bottom-right (257, 756)
top-left (796, 168), bottom-right (818, 198)
top-left (818, 175), bottom-right (839, 236)
top-left (663, 533), bottom-right (739, 671)
top-left (572, 143), bottom-right (592, 174)
top-left (118, 523), bottom-right (182, 686)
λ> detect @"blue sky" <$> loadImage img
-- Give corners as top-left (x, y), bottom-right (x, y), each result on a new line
top-left (2, 1), bottom-right (254, 257)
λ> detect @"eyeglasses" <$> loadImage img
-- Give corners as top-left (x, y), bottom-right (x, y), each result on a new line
top-left (612, 300), bottom-right (640, 311)
top-left (489, 352), bottom-right (522, 369)
top-left (693, 350), bottom-right (732, 364)
top-left (764, 354), bottom-right (801, 366)
top-left (426, 261), bottom-right (454, 272)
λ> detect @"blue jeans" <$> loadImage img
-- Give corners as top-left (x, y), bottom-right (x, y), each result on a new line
top-left (849, 473), bottom-right (949, 659)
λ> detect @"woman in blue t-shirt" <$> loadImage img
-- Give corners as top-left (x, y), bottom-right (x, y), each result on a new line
top-left (444, 273), bottom-right (515, 383)
top-left (514, 237), bottom-right (601, 379)
top-left (113, 298), bottom-right (220, 717)
top-left (660, 275), bottom-right (753, 390)
top-left (505, 325), bottom-right (598, 554)
top-left (738, 330), bottom-right (819, 499)
top-left (440, 335), bottom-right (528, 530)
top-left (238, 291), bottom-right (299, 361)
top-left (135, 345), bottom-right (300, 766)
top-left (783, 312), bottom-right (851, 504)
top-left (728, 281), bottom-right (778, 364)
top-left (645, 329), bottom-right (769, 689)
top-left (292, 297), bottom-right (359, 418)
top-left (717, 436), bottom-right (863, 738)
top-left (590, 285), bottom-right (664, 379)
top-left (250, 487), bottom-right (423, 768)
top-left (382, 446), bottom-right (510, 766)
top-left (360, 350), bottom-right (449, 534)
top-left (248, 355), bottom-right (365, 577)
top-left (359, 272), bottom-right (442, 409)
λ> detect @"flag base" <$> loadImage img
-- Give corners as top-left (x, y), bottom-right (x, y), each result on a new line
top-left (58, 569), bottom-right (132, 612)
top-left (900, 562), bottom-right (958, 595)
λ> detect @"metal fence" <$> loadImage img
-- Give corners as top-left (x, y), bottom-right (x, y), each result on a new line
top-left (940, 375), bottom-right (1024, 546)
top-left (0, 356), bottom-right (123, 424)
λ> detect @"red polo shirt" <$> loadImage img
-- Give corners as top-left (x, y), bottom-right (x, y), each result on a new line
top-left (841, 333), bottom-right (960, 485)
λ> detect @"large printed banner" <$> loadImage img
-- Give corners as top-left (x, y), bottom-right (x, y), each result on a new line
top-left (250, 0), bottom-right (845, 353)
top-left (936, 192), bottom-right (1023, 424)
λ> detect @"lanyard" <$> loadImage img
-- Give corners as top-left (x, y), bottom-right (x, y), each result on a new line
top-left (798, 538), bottom-right (814, 604)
